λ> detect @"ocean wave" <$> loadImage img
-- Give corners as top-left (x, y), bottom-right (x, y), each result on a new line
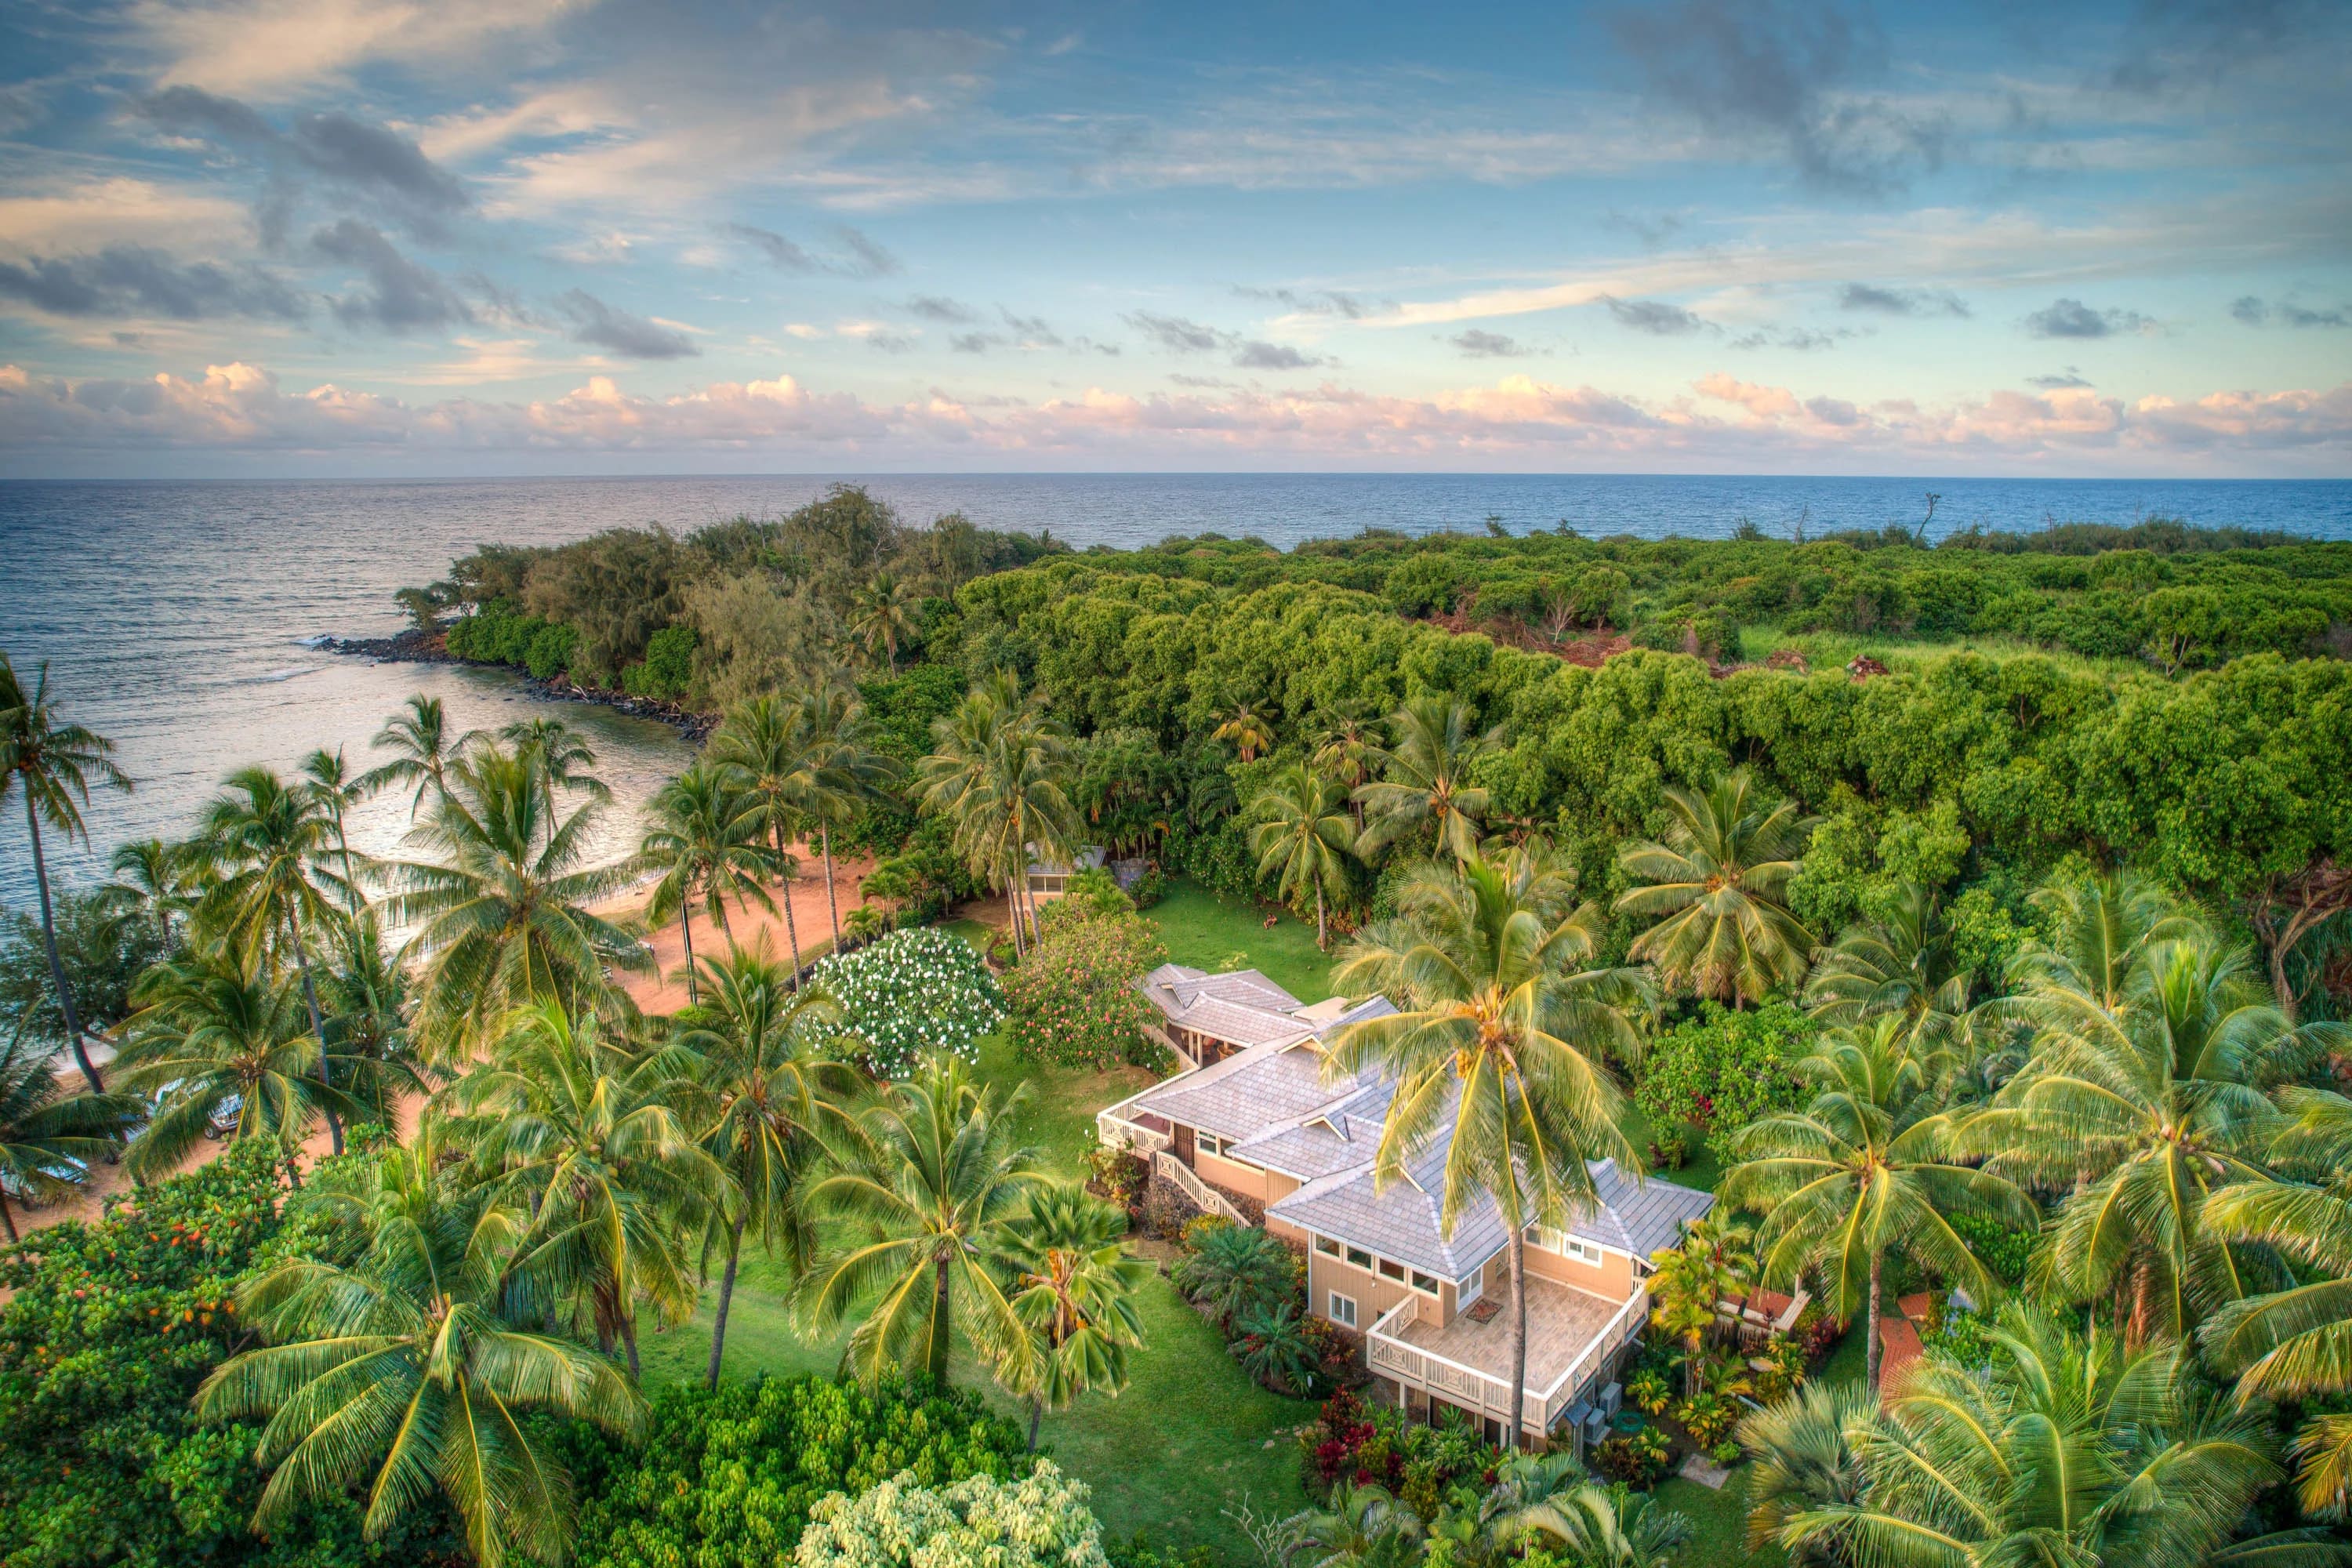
top-left (248, 666), bottom-right (321, 684)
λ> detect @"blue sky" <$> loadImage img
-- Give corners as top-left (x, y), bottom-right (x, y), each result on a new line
top-left (0, 0), bottom-right (2346, 476)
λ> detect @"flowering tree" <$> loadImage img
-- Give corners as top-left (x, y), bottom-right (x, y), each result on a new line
top-left (794, 1462), bottom-right (1109, 1568)
top-left (1001, 904), bottom-right (1167, 1070)
top-left (813, 928), bottom-right (1005, 1078)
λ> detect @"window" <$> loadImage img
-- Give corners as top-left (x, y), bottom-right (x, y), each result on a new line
top-left (1198, 1133), bottom-right (1225, 1157)
top-left (1566, 1236), bottom-right (1603, 1265)
top-left (1328, 1292), bottom-right (1358, 1328)
top-left (1529, 1224), bottom-right (1606, 1265)
top-left (1345, 1247), bottom-right (1374, 1269)
top-left (1315, 1236), bottom-right (1341, 1258)
top-left (1377, 1259), bottom-right (1406, 1282)
top-left (1410, 1271), bottom-right (1439, 1296)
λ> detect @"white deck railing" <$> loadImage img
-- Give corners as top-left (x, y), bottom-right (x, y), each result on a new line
top-left (1368, 1285), bottom-right (1649, 1442)
top-left (1151, 1149), bottom-right (1250, 1225)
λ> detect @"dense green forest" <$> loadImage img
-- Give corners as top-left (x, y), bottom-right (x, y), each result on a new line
top-left (417, 491), bottom-right (2352, 1014)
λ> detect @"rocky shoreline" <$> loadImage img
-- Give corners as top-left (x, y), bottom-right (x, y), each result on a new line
top-left (325, 628), bottom-right (717, 742)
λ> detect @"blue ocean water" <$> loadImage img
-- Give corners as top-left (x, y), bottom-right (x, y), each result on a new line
top-left (2, 471), bottom-right (2347, 909)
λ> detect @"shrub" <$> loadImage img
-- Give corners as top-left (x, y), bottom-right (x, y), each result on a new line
top-left (812, 927), bottom-right (1005, 1078)
top-left (1592, 1426), bottom-right (1673, 1488)
top-left (1632, 1000), bottom-right (1813, 1163)
top-left (1002, 895), bottom-right (1169, 1070)
top-left (1947, 1210), bottom-right (2036, 1284)
top-left (620, 624), bottom-right (699, 701)
top-left (1084, 1139), bottom-right (1150, 1207)
top-left (1710, 1439), bottom-right (1743, 1467)
top-left (1230, 1301), bottom-right (1322, 1396)
top-left (796, 1462), bottom-right (1107, 1568)
top-left (1920, 1303), bottom-right (1998, 1369)
top-left (1626, 1367), bottom-right (1673, 1415)
top-left (1174, 1224), bottom-right (1294, 1326)
top-left (568, 1373), bottom-right (1028, 1568)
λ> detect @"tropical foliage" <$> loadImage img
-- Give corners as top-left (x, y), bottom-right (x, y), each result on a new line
top-left (812, 927), bottom-right (1005, 1078)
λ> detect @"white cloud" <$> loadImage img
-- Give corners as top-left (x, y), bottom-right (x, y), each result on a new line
top-left (132, 0), bottom-right (579, 100)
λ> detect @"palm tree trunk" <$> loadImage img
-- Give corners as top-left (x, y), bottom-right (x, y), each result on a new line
top-left (0, 1189), bottom-right (16, 1243)
top-left (1508, 1228), bottom-right (1530, 1451)
top-left (774, 822), bottom-right (803, 985)
top-left (822, 824), bottom-right (842, 945)
top-left (681, 898), bottom-right (700, 1005)
top-left (1865, 1252), bottom-right (1883, 1392)
top-left (1005, 849), bottom-right (1026, 962)
top-left (286, 915), bottom-right (342, 1158)
top-left (24, 799), bottom-right (103, 1093)
top-left (1028, 1395), bottom-right (1044, 1453)
top-left (929, 1254), bottom-right (954, 1386)
top-left (1316, 886), bottom-right (1327, 951)
top-left (708, 1216), bottom-right (745, 1389)
top-left (620, 1311), bottom-right (641, 1379)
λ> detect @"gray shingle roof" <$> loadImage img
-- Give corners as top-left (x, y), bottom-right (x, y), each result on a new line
top-left (1226, 1080), bottom-right (1397, 1180)
top-left (1584, 1158), bottom-right (1716, 1257)
top-left (1269, 1159), bottom-right (1512, 1279)
top-left (1130, 1039), bottom-right (1340, 1142)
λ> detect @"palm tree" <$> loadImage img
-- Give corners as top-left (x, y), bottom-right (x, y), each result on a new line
top-left (359, 692), bottom-right (460, 819)
top-left (1962, 885), bottom-right (2329, 1343)
top-left (319, 910), bottom-right (421, 1123)
top-left (641, 762), bottom-right (776, 1007)
top-left (114, 947), bottom-right (364, 1179)
top-left (676, 938), bottom-right (854, 1387)
top-left (454, 1003), bottom-right (725, 1375)
top-left (709, 695), bottom-right (820, 978)
top-left (800, 1054), bottom-right (1047, 1388)
top-left (1802, 882), bottom-right (1973, 1064)
top-left (0, 1033), bottom-right (132, 1240)
top-left (96, 836), bottom-right (194, 955)
top-left (380, 742), bottom-right (649, 1056)
top-left (196, 765), bottom-right (352, 1153)
top-left (917, 673), bottom-right (1076, 958)
top-left (1723, 1017), bottom-right (2034, 1389)
top-left (797, 682), bottom-right (902, 948)
top-left (501, 717), bottom-right (608, 853)
top-left (1733, 1380), bottom-right (1872, 1560)
top-left (2200, 1087), bottom-right (2352, 1518)
top-left (1613, 769), bottom-right (1813, 1006)
top-left (197, 1118), bottom-right (647, 1568)
top-left (1327, 840), bottom-right (1647, 1447)
top-left (1352, 694), bottom-right (1499, 864)
top-left (1, 652), bottom-right (132, 1093)
top-left (1523, 1486), bottom-right (1693, 1568)
top-left (1212, 701), bottom-right (1275, 764)
top-left (1781, 1304), bottom-right (2313, 1568)
top-left (299, 746), bottom-right (370, 916)
top-left (1286, 1483), bottom-right (1424, 1568)
top-left (991, 1182), bottom-right (1150, 1450)
top-left (849, 572), bottom-right (919, 668)
top-left (1250, 764), bottom-right (1356, 949)
top-left (1308, 702), bottom-right (1387, 829)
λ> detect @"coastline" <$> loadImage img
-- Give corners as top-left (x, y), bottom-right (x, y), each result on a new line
top-left (326, 626), bottom-right (717, 742)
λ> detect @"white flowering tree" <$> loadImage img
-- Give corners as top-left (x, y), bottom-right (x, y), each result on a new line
top-left (794, 1463), bottom-right (1109, 1568)
top-left (813, 928), bottom-right (1005, 1078)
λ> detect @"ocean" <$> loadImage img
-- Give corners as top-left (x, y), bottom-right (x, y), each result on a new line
top-left (3, 471), bottom-right (2348, 910)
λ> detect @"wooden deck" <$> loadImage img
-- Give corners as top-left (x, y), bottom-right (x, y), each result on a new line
top-left (1396, 1276), bottom-right (1625, 1393)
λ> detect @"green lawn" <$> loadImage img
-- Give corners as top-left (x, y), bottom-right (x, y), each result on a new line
top-left (638, 909), bottom-right (1319, 1564)
top-left (1145, 880), bottom-right (1336, 1003)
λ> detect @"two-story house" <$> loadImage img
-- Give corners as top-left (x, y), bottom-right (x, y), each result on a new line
top-left (1100, 966), bottom-right (1715, 1452)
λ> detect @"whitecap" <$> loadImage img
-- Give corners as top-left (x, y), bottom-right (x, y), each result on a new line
top-left (249, 666), bottom-right (320, 684)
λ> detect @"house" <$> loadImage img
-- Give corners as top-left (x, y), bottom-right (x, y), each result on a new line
top-left (1025, 847), bottom-right (1146, 906)
top-left (1099, 967), bottom-right (1715, 1451)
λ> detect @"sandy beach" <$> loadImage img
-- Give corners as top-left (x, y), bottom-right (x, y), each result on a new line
top-left (593, 846), bottom-right (880, 1012)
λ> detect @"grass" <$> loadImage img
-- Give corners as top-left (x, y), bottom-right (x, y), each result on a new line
top-left (1145, 880), bottom-right (1336, 1003)
top-left (637, 904), bottom-right (1321, 1563)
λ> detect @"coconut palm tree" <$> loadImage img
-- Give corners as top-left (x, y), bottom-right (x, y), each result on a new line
top-left (1250, 764), bottom-right (1356, 949)
top-left (1, 652), bottom-right (132, 1093)
top-left (797, 682), bottom-right (902, 947)
top-left (1308, 702), bottom-right (1388, 828)
top-left (1781, 1303), bottom-right (2314, 1568)
top-left (1962, 888), bottom-right (2332, 1343)
top-left (1733, 1380), bottom-right (1872, 1560)
top-left (2200, 1087), bottom-right (2352, 1519)
top-left (95, 836), bottom-right (196, 955)
top-left (359, 692), bottom-right (461, 819)
top-left (299, 746), bottom-right (371, 916)
top-left (1353, 694), bottom-right (1500, 864)
top-left (1613, 769), bottom-right (1813, 1006)
top-left (849, 572), bottom-right (919, 668)
top-left (1327, 840), bottom-right (1648, 1447)
top-left (708, 695), bottom-right (820, 977)
top-left (800, 1053), bottom-right (1047, 1388)
top-left (380, 742), bottom-right (649, 1056)
top-left (675, 938), bottom-right (855, 1387)
top-left (1802, 882), bottom-right (1974, 1066)
top-left (500, 717), bottom-right (608, 853)
top-left (1522, 1486), bottom-right (1693, 1568)
top-left (453, 1002), bottom-right (724, 1375)
top-left (318, 910), bottom-right (422, 1123)
top-left (1285, 1482), bottom-right (1424, 1568)
top-left (917, 672), bottom-right (1076, 958)
top-left (114, 947), bottom-right (364, 1179)
top-left (1723, 1016), bottom-right (2034, 1389)
top-left (0, 1033), bottom-right (133, 1240)
top-left (197, 1117), bottom-right (647, 1568)
top-left (196, 765), bottom-right (353, 1153)
top-left (640, 762), bottom-right (776, 1007)
top-left (1211, 701), bottom-right (1275, 764)
top-left (992, 1182), bottom-right (1151, 1450)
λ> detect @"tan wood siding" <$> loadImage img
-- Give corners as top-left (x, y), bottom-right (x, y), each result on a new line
top-left (1308, 1250), bottom-right (1411, 1330)
top-left (1522, 1238), bottom-right (1636, 1301)
top-left (1196, 1149), bottom-right (1271, 1202)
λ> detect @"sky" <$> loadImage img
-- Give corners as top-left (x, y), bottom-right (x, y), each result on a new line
top-left (0, 0), bottom-right (2347, 477)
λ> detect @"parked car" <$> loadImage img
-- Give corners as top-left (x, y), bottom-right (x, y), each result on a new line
top-left (1, 1153), bottom-right (89, 1207)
